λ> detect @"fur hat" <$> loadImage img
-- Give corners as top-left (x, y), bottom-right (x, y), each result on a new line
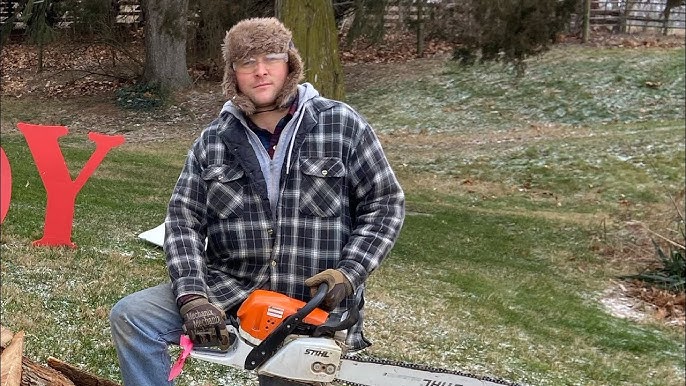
top-left (221, 17), bottom-right (304, 115)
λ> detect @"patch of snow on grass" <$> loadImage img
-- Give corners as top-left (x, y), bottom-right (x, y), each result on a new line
top-left (599, 287), bottom-right (651, 322)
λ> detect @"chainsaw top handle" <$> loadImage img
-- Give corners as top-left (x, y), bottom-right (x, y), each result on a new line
top-left (299, 281), bottom-right (330, 318)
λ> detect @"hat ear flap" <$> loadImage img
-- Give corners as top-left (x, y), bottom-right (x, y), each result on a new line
top-left (222, 30), bottom-right (257, 115)
top-left (275, 49), bottom-right (304, 108)
top-left (221, 64), bottom-right (235, 99)
top-left (221, 67), bottom-right (257, 115)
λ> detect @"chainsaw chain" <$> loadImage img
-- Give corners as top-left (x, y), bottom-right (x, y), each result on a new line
top-left (335, 352), bottom-right (522, 386)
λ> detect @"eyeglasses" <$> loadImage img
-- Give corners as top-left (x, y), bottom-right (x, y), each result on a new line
top-left (232, 53), bottom-right (289, 74)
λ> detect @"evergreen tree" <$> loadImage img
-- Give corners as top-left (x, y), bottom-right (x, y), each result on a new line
top-left (457, 0), bottom-right (579, 75)
top-left (17, 0), bottom-right (60, 72)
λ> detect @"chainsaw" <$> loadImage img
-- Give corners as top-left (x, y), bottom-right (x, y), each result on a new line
top-left (182, 284), bottom-right (520, 386)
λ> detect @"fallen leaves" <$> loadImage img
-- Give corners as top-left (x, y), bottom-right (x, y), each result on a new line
top-left (627, 282), bottom-right (686, 325)
top-left (0, 40), bottom-right (141, 99)
top-left (340, 32), bottom-right (454, 64)
top-left (586, 31), bottom-right (686, 48)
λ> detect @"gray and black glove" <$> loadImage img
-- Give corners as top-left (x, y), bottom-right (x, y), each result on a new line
top-left (179, 296), bottom-right (231, 350)
top-left (304, 269), bottom-right (353, 311)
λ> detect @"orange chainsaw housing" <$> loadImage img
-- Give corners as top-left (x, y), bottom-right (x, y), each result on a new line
top-left (237, 290), bottom-right (329, 342)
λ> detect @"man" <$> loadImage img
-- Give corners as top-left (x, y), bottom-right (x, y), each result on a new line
top-left (109, 17), bottom-right (404, 386)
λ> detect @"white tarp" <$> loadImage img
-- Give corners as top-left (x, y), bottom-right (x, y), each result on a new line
top-left (138, 223), bottom-right (165, 248)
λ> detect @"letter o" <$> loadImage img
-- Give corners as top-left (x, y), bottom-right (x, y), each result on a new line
top-left (0, 148), bottom-right (11, 223)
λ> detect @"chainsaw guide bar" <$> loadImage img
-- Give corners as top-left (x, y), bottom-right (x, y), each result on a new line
top-left (337, 352), bottom-right (522, 386)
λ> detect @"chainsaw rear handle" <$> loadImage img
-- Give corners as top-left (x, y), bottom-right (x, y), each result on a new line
top-left (244, 283), bottom-right (329, 370)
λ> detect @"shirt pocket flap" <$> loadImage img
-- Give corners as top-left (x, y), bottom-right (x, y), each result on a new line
top-left (201, 165), bottom-right (245, 183)
top-left (300, 157), bottom-right (345, 178)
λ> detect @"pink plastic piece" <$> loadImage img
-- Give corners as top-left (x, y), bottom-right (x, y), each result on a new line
top-left (168, 335), bottom-right (194, 381)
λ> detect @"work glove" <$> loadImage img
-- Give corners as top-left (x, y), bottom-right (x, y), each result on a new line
top-left (179, 296), bottom-right (231, 350)
top-left (304, 269), bottom-right (353, 311)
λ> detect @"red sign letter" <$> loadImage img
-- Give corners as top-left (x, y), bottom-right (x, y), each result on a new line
top-left (1, 148), bottom-right (11, 223)
top-left (17, 123), bottom-right (125, 247)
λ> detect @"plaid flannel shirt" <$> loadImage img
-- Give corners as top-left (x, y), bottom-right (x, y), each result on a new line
top-left (164, 90), bottom-right (405, 350)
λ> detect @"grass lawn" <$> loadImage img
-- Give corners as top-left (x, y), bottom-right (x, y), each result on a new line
top-left (1, 42), bottom-right (684, 386)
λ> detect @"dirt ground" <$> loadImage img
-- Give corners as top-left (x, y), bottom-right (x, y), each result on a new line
top-left (1, 31), bottom-right (684, 327)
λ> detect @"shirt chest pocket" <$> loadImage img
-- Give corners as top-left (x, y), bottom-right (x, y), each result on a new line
top-left (202, 164), bottom-right (245, 219)
top-left (299, 157), bottom-right (345, 218)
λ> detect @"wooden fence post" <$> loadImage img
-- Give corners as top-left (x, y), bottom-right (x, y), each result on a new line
top-left (582, 0), bottom-right (591, 42)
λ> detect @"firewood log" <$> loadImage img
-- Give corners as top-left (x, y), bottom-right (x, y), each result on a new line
top-left (1, 330), bottom-right (24, 386)
top-left (47, 357), bottom-right (121, 386)
top-left (20, 357), bottom-right (75, 386)
top-left (0, 326), bottom-right (14, 349)
top-left (0, 327), bottom-right (75, 386)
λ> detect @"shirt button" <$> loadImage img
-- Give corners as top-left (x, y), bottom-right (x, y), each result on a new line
top-left (267, 228), bottom-right (274, 235)
top-left (321, 170), bottom-right (328, 176)
top-left (271, 260), bottom-right (277, 267)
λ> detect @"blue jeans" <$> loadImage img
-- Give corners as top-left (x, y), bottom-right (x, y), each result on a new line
top-left (110, 283), bottom-right (183, 386)
top-left (109, 283), bottom-right (312, 386)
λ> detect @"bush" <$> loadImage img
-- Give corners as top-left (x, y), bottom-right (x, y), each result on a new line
top-left (623, 193), bottom-right (686, 293)
top-left (58, 0), bottom-right (118, 39)
top-left (342, 0), bottom-right (388, 46)
top-left (628, 239), bottom-right (686, 293)
top-left (431, 0), bottom-right (580, 74)
top-left (115, 82), bottom-right (167, 110)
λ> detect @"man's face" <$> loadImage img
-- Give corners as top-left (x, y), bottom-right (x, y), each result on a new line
top-left (234, 53), bottom-right (289, 109)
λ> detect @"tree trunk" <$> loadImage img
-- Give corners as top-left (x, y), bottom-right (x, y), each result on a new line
top-left (278, 0), bottom-right (345, 101)
top-left (274, 0), bottom-right (283, 19)
top-left (141, 0), bottom-right (191, 90)
top-left (416, 0), bottom-right (425, 57)
top-left (37, 41), bottom-right (44, 73)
